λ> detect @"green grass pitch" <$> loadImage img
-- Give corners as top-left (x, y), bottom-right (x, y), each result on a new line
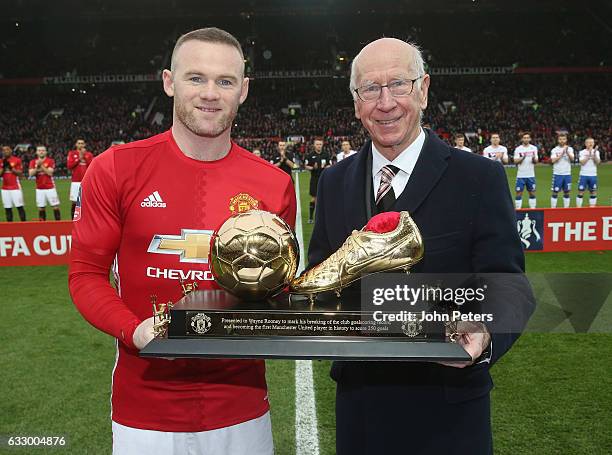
top-left (1, 165), bottom-right (611, 454)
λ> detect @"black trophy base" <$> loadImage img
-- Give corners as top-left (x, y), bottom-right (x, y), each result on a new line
top-left (140, 336), bottom-right (471, 361)
top-left (140, 289), bottom-right (470, 361)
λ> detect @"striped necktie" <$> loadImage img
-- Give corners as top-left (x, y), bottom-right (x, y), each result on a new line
top-left (376, 165), bottom-right (400, 212)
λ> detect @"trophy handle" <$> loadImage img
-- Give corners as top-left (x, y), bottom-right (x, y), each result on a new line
top-left (151, 295), bottom-right (173, 338)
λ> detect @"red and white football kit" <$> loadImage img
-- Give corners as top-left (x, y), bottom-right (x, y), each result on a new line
top-left (69, 130), bottom-right (296, 432)
top-left (1, 156), bottom-right (23, 190)
top-left (29, 157), bottom-right (60, 207)
top-left (67, 149), bottom-right (94, 202)
top-left (29, 157), bottom-right (56, 189)
top-left (67, 149), bottom-right (94, 182)
top-left (1, 156), bottom-right (25, 208)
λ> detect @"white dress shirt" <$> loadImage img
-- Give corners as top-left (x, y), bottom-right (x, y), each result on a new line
top-left (372, 128), bottom-right (426, 198)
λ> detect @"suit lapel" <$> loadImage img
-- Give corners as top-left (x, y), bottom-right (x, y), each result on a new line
top-left (395, 129), bottom-right (450, 214)
top-left (343, 140), bottom-right (370, 233)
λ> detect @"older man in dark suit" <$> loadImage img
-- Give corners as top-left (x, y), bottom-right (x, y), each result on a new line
top-left (305, 38), bottom-right (534, 454)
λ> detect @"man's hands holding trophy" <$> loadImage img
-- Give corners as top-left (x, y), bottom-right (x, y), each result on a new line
top-left (133, 317), bottom-right (156, 350)
top-left (439, 321), bottom-right (491, 368)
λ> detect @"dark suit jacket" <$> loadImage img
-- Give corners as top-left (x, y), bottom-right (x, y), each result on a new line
top-left (308, 129), bottom-right (535, 454)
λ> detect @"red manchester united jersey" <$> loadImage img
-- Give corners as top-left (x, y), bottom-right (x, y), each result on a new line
top-left (67, 150), bottom-right (94, 182)
top-left (29, 157), bottom-right (56, 189)
top-left (69, 130), bottom-right (296, 432)
top-left (1, 156), bottom-right (23, 190)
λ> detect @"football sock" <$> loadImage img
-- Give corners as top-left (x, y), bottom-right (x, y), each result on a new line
top-left (5, 208), bottom-right (13, 222)
top-left (576, 195), bottom-right (583, 207)
top-left (515, 197), bottom-right (522, 209)
top-left (528, 197), bottom-right (536, 209)
top-left (563, 195), bottom-right (570, 208)
top-left (550, 194), bottom-right (558, 208)
top-left (17, 206), bottom-right (26, 221)
top-left (38, 208), bottom-right (46, 221)
top-left (53, 208), bottom-right (61, 221)
top-left (589, 196), bottom-right (597, 207)
top-left (309, 202), bottom-right (315, 220)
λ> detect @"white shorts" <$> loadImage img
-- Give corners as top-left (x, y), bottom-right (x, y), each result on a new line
top-left (36, 188), bottom-right (60, 208)
top-left (1, 189), bottom-right (24, 208)
top-left (112, 411), bottom-right (273, 455)
top-left (70, 182), bottom-right (81, 202)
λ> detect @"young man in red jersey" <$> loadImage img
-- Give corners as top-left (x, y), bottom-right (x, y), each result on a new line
top-left (28, 145), bottom-right (61, 220)
top-left (67, 138), bottom-right (94, 219)
top-left (69, 28), bottom-right (295, 455)
top-left (1, 145), bottom-right (26, 221)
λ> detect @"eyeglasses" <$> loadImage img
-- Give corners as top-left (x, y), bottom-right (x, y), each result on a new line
top-left (353, 76), bottom-right (423, 102)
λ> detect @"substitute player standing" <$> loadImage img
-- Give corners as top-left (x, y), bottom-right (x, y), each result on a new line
top-left (483, 133), bottom-right (508, 164)
top-left (69, 28), bottom-right (295, 455)
top-left (28, 145), bottom-right (61, 220)
top-left (549, 133), bottom-right (574, 208)
top-left (1, 145), bottom-right (26, 221)
top-left (305, 137), bottom-right (330, 223)
top-left (576, 137), bottom-right (600, 207)
top-left (513, 133), bottom-right (538, 209)
top-left (67, 138), bottom-right (94, 219)
top-left (336, 140), bottom-right (357, 162)
top-left (453, 133), bottom-right (472, 152)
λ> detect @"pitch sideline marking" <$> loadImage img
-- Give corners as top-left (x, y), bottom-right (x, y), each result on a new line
top-left (294, 171), bottom-right (320, 455)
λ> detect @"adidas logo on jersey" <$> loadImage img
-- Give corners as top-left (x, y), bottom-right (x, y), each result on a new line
top-left (141, 191), bottom-right (167, 208)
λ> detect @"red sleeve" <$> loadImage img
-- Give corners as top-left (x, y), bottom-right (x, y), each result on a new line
top-left (86, 152), bottom-right (94, 164)
top-left (15, 158), bottom-right (23, 172)
top-left (48, 158), bottom-right (55, 169)
top-left (67, 151), bottom-right (79, 169)
top-left (279, 176), bottom-right (297, 230)
top-left (29, 159), bottom-right (35, 169)
top-left (68, 149), bottom-right (141, 350)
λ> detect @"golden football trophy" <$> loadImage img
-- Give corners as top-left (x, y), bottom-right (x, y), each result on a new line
top-left (209, 210), bottom-right (424, 300)
top-left (209, 210), bottom-right (299, 300)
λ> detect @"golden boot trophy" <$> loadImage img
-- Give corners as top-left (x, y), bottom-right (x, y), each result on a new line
top-left (290, 211), bottom-right (424, 300)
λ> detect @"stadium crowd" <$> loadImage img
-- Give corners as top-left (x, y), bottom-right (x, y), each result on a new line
top-left (1, 74), bottom-right (609, 171)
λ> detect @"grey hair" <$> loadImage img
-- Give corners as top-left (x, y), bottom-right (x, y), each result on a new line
top-left (349, 40), bottom-right (426, 100)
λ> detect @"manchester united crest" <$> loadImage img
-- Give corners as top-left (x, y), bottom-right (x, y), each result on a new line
top-left (190, 313), bottom-right (212, 334)
top-left (229, 193), bottom-right (259, 214)
top-left (401, 317), bottom-right (423, 338)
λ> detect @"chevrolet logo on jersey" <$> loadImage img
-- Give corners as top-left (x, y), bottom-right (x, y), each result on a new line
top-left (147, 229), bottom-right (213, 263)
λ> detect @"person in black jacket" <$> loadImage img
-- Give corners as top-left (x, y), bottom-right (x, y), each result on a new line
top-left (307, 37), bottom-right (535, 455)
top-left (305, 138), bottom-right (331, 223)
